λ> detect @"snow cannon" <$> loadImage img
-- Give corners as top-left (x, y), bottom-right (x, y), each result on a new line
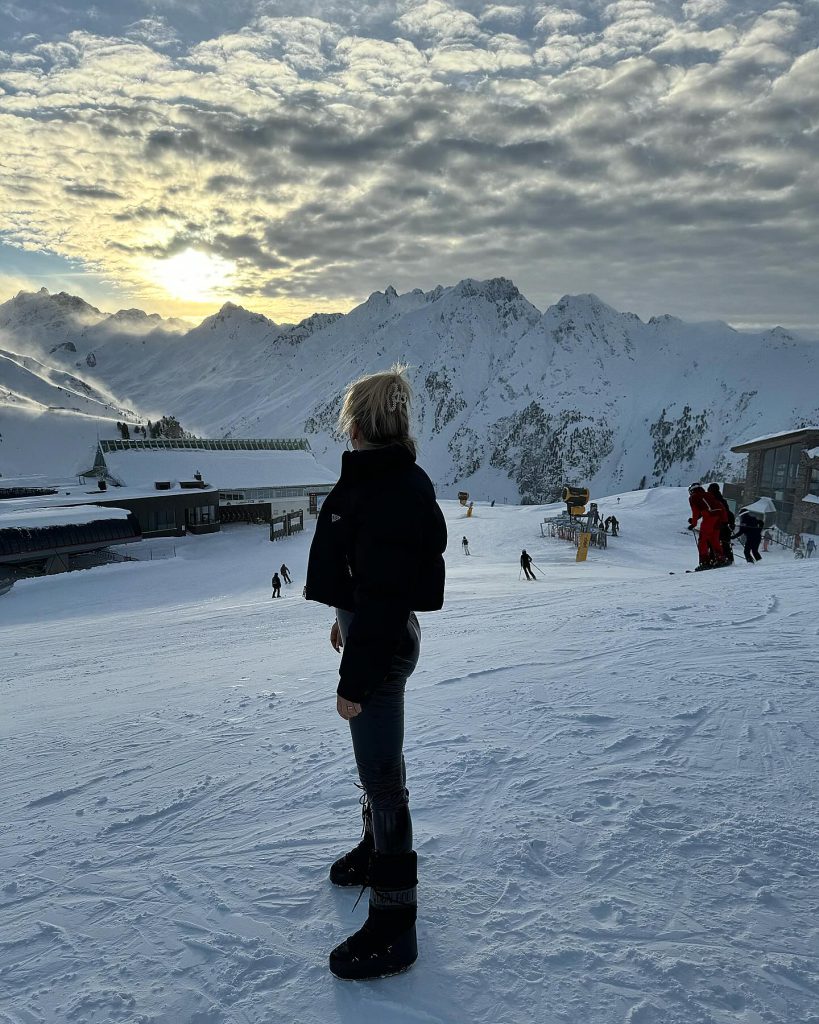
top-left (562, 485), bottom-right (589, 517)
top-left (458, 491), bottom-right (469, 507)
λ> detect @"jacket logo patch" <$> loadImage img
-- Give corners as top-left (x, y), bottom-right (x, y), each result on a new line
top-left (331, 513), bottom-right (342, 522)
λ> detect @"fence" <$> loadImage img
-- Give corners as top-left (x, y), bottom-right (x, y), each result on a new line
top-left (540, 513), bottom-right (608, 549)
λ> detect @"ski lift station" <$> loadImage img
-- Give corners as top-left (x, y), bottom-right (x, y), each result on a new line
top-left (730, 427), bottom-right (819, 533)
top-left (78, 438), bottom-right (337, 533)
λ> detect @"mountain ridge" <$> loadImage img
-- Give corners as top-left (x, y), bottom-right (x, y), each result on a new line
top-left (1, 279), bottom-right (818, 502)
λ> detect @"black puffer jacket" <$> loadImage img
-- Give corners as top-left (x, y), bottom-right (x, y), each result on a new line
top-left (305, 444), bottom-right (447, 703)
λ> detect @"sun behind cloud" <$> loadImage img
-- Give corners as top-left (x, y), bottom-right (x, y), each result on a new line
top-left (146, 249), bottom-right (237, 304)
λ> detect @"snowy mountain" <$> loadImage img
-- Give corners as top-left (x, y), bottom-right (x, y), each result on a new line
top-left (2, 281), bottom-right (818, 499)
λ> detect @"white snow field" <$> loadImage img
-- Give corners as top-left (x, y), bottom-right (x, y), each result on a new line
top-left (2, 488), bottom-right (818, 1024)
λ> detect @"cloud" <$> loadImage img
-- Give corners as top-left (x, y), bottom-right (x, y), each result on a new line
top-left (0, 0), bottom-right (817, 329)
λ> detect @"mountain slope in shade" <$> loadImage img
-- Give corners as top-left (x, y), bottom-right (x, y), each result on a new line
top-left (2, 281), bottom-right (818, 501)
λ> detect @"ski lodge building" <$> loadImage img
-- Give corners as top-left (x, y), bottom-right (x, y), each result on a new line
top-left (730, 427), bottom-right (819, 534)
top-left (79, 438), bottom-right (337, 533)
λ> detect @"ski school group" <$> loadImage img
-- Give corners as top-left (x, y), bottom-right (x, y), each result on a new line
top-left (687, 481), bottom-right (767, 571)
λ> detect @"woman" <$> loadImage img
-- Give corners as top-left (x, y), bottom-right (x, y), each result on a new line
top-left (305, 365), bottom-right (447, 981)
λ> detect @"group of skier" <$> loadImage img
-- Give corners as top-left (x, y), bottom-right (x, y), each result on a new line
top-left (271, 563), bottom-right (292, 598)
top-left (688, 482), bottom-right (767, 570)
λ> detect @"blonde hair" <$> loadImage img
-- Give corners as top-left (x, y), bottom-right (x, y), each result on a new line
top-left (338, 363), bottom-right (416, 458)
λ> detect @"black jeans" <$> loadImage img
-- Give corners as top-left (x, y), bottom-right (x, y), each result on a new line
top-left (337, 610), bottom-right (420, 855)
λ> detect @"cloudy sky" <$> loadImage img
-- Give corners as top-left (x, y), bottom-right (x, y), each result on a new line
top-left (1, 1), bottom-right (817, 329)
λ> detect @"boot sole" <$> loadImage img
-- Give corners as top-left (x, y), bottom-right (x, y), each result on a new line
top-left (330, 958), bottom-right (417, 981)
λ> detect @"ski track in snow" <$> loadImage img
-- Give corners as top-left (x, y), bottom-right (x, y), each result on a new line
top-left (1, 492), bottom-right (818, 1024)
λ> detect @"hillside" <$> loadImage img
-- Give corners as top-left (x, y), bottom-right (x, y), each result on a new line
top-left (2, 282), bottom-right (818, 499)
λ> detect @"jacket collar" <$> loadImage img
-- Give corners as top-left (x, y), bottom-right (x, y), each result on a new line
top-left (340, 443), bottom-right (415, 481)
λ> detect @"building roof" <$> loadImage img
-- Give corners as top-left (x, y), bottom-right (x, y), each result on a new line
top-left (730, 427), bottom-right (819, 453)
top-left (1, 483), bottom-right (217, 515)
top-left (98, 446), bottom-right (337, 490)
top-left (0, 504), bottom-right (132, 530)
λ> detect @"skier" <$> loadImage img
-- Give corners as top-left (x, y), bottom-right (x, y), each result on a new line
top-left (271, 572), bottom-right (282, 598)
top-left (609, 515), bottom-right (619, 537)
top-left (604, 516), bottom-right (613, 533)
top-left (794, 532), bottom-right (802, 553)
top-left (280, 563), bottom-right (292, 584)
top-left (706, 483), bottom-right (735, 564)
top-left (590, 503), bottom-right (600, 526)
top-left (520, 549), bottom-right (536, 580)
top-left (304, 365), bottom-right (447, 981)
top-left (688, 483), bottom-right (728, 570)
top-left (807, 538), bottom-right (816, 558)
top-left (490, 499), bottom-right (495, 507)
top-left (732, 508), bottom-right (763, 564)
top-left (462, 536), bottom-right (470, 555)
top-left (763, 529), bottom-right (772, 552)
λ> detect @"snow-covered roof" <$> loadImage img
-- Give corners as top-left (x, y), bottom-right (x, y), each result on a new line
top-left (100, 448), bottom-right (337, 490)
top-left (807, 447), bottom-right (819, 460)
top-left (803, 494), bottom-right (819, 505)
top-left (1, 483), bottom-right (217, 514)
top-left (731, 427), bottom-right (819, 451)
top-left (0, 505), bottom-right (131, 530)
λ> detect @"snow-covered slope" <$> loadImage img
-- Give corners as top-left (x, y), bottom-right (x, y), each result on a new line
top-left (3, 282), bottom-right (819, 501)
top-left (2, 490), bottom-right (817, 1023)
top-left (0, 344), bottom-right (146, 480)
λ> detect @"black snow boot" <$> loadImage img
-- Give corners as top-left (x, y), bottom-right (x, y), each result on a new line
top-left (330, 796), bottom-right (373, 887)
top-left (329, 851), bottom-right (418, 981)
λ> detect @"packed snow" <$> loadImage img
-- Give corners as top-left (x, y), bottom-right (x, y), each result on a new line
top-left (2, 488), bottom-right (818, 1024)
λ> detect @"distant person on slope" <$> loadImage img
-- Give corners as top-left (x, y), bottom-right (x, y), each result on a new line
top-left (707, 483), bottom-right (735, 564)
top-left (462, 536), bottom-right (470, 555)
top-left (688, 483), bottom-right (728, 570)
top-left (609, 515), bottom-right (619, 537)
top-left (521, 549), bottom-right (536, 580)
top-left (271, 573), bottom-right (282, 598)
top-left (304, 365), bottom-right (447, 981)
top-left (732, 508), bottom-right (763, 564)
top-left (806, 538), bottom-right (816, 557)
top-left (280, 563), bottom-right (292, 584)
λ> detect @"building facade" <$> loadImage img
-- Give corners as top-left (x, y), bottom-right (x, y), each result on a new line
top-left (730, 428), bottom-right (819, 533)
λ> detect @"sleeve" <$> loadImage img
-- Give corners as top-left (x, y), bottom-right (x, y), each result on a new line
top-left (337, 504), bottom-right (418, 704)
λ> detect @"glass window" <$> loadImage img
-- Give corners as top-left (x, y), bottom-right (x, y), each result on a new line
top-left (772, 447), bottom-right (790, 490)
top-left (786, 444), bottom-right (802, 488)
top-left (810, 467), bottom-right (819, 493)
top-left (760, 449), bottom-right (775, 488)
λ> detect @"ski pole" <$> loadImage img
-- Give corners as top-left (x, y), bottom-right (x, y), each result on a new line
top-left (530, 562), bottom-right (546, 576)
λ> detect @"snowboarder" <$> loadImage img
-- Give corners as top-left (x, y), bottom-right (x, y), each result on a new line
top-left (706, 483), bottom-right (735, 564)
top-left (462, 536), bottom-right (470, 555)
top-left (304, 365), bottom-right (447, 981)
top-left (763, 529), bottom-right (772, 552)
top-left (271, 573), bottom-right (282, 598)
top-left (280, 563), bottom-right (292, 584)
top-left (520, 549), bottom-right (536, 580)
top-left (609, 515), bottom-right (619, 537)
top-left (688, 483), bottom-right (728, 570)
top-left (732, 508), bottom-right (763, 564)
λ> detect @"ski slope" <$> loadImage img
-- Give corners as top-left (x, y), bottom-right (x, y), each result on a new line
top-left (2, 489), bottom-right (818, 1024)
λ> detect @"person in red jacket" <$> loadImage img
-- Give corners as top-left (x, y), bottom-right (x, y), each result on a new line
top-left (688, 483), bottom-right (728, 569)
